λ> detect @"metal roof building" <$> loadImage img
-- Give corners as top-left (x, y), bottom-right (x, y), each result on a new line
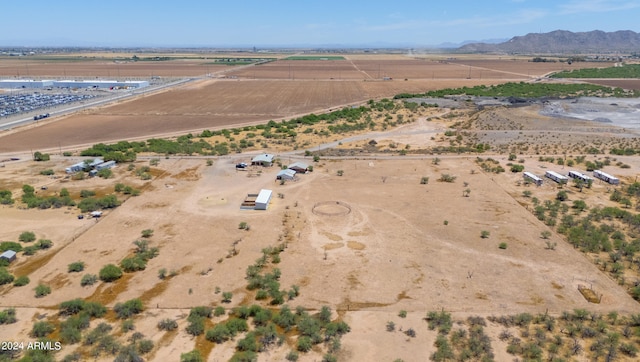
top-left (53, 80), bottom-right (149, 89)
top-left (255, 189), bottom-right (273, 210)
top-left (0, 250), bottom-right (17, 263)
top-left (251, 154), bottom-right (275, 166)
top-left (276, 169), bottom-right (296, 180)
top-left (0, 79), bottom-right (54, 89)
top-left (288, 162), bottom-right (309, 173)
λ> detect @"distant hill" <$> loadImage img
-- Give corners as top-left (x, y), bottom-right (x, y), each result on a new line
top-left (458, 30), bottom-right (640, 54)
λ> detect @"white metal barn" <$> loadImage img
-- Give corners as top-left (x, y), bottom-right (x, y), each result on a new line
top-left (523, 171), bottom-right (543, 186)
top-left (95, 160), bottom-right (116, 171)
top-left (276, 169), bottom-right (296, 181)
top-left (254, 189), bottom-right (273, 210)
top-left (545, 170), bottom-right (569, 184)
top-left (568, 170), bottom-right (593, 183)
top-left (593, 170), bottom-right (620, 185)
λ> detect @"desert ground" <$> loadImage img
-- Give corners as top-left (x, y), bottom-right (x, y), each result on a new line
top-left (1, 53), bottom-right (640, 361)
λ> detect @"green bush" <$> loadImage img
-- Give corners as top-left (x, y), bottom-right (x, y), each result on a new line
top-left (99, 264), bottom-right (123, 282)
top-left (68, 261), bottom-right (85, 273)
top-left (80, 274), bottom-right (98, 286)
top-left (30, 321), bottom-right (55, 338)
top-left (34, 284), bottom-right (51, 298)
top-left (180, 350), bottom-right (203, 362)
top-left (114, 299), bottom-right (144, 319)
top-left (19, 231), bottom-right (36, 243)
top-left (157, 318), bottom-right (178, 331)
top-left (13, 275), bottom-right (29, 287)
top-left (499, 242), bottom-right (508, 249)
top-left (120, 256), bottom-right (147, 272)
top-left (0, 308), bottom-right (17, 324)
top-left (0, 267), bottom-right (15, 285)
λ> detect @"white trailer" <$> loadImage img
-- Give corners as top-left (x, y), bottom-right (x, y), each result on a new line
top-left (545, 170), bottom-right (569, 184)
top-left (523, 171), bottom-right (543, 186)
top-left (568, 170), bottom-right (593, 183)
top-left (593, 170), bottom-right (620, 185)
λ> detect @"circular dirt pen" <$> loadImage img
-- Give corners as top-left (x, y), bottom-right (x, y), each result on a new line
top-left (312, 201), bottom-right (352, 216)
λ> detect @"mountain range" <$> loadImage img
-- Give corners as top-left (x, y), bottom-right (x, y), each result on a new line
top-left (457, 30), bottom-right (640, 54)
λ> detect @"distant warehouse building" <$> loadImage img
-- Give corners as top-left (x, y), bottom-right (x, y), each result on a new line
top-left (95, 160), bottom-right (116, 171)
top-left (0, 79), bottom-right (54, 89)
top-left (53, 80), bottom-right (149, 89)
top-left (288, 162), bottom-right (309, 173)
top-left (251, 154), bottom-right (275, 167)
top-left (0, 250), bottom-right (17, 264)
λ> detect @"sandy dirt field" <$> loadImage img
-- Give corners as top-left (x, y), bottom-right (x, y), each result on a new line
top-left (2, 53), bottom-right (640, 361)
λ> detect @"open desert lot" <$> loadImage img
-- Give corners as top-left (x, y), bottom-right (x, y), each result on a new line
top-left (2, 144), bottom-right (640, 360)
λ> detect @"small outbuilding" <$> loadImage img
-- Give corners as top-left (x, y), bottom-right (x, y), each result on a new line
top-left (255, 189), bottom-right (273, 210)
top-left (0, 250), bottom-right (17, 264)
top-left (288, 162), bottom-right (309, 173)
top-left (251, 154), bottom-right (275, 167)
top-left (276, 169), bottom-right (296, 181)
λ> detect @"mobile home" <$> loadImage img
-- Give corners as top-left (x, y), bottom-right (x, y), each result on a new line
top-left (545, 170), bottom-right (569, 184)
top-left (568, 170), bottom-right (593, 183)
top-left (593, 170), bottom-right (620, 185)
top-left (523, 171), bottom-right (543, 186)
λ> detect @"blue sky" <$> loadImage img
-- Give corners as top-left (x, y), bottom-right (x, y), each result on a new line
top-left (2, 0), bottom-right (639, 47)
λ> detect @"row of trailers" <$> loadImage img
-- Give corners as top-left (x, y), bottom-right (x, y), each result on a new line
top-left (523, 169), bottom-right (619, 186)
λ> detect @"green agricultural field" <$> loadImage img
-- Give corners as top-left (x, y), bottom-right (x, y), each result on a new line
top-left (284, 55), bottom-right (345, 60)
top-left (551, 64), bottom-right (640, 78)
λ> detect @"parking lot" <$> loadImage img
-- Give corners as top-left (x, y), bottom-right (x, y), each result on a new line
top-left (0, 90), bottom-right (99, 118)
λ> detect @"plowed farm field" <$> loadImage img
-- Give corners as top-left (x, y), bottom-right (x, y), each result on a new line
top-left (0, 54), bottom-right (613, 153)
top-left (0, 78), bottom-right (506, 153)
top-left (0, 58), bottom-right (231, 78)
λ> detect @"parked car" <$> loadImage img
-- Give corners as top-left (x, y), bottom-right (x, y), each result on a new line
top-left (236, 162), bottom-right (248, 169)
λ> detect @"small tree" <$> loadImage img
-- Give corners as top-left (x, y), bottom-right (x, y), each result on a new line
top-left (540, 231), bottom-right (552, 239)
top-left (556, 191), bottom-right (568, 201)
top-left (222, 291), bottom-right (233, 303)
top-left (141, 229), bottom-right (154, 238)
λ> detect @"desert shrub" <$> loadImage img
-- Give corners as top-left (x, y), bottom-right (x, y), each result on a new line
top-left (180, 350), bottom-right (203, 362)
top-left (499, 242), bottom-right (508, 249)
top-left (157, 318), bottom-right (178, 331)
top-left (186, 316), bottom-right (205, 336)
top-left (426, 310), bottom-right (453, 335)
top-left (31, 321), bottom-right (55, 338)
top-left (35, 239), bottom-right (52, 249)
top-left (0, 308), bottom-right (17, 324)
top-left (438, 174), bottom-right (457, 183)
top-left (214, 306), bottom-right (226, 317)
top-left (81, 274), bottom-right (98, 286)
top-left (120, 256), bottom-right (147, 272)
top-left (19, 231), bottom-right (36, 243)
top-left (0, 241), bottom-right (22, 253)
top-left (114, 299), bottom-right (144, 319)
top-left (12, 275), bottom-right (29, 287)
top-left (206, 324), bottom-right (231, 343)
top-left (99, 264), bottom-right (123, 282)
top-left (60, 299), bottom-right (86, 316)
top-left (34, 284), bottom-right (51, 298)
top-left (68, 261), bottom-right (86, 273)
top-left (297, 336), bottom-right (313, 352)
top-left (0, 267), bottom-right (15, 285)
